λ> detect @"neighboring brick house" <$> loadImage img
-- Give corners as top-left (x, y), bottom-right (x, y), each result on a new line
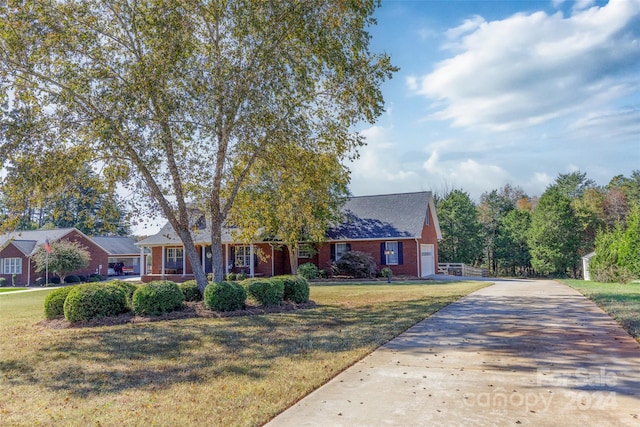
top-left (0, 228), bottom-right (140, 286)
top-left (136, 191), bottom-right (441, 282)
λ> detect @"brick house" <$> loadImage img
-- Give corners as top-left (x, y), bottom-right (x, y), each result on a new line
top-left (136, 191), bottom-right (441, 282)
top-left (0, 228), bottom-right (140, 286)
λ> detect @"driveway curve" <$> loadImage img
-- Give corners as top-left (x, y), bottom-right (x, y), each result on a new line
top-left (266, 279), bottom-right (640, 427)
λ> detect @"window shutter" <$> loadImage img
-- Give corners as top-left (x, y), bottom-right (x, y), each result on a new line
top-left (230, 247), bottom-right (236, 265)
top-left (254, 253), bottom-right (259, 266)
top-left (380, 243), bottom-right (386, 265)
top-left (398, 242), bottom-right (404, 265)
top-left (330, 244), bottom-right (335, 262)
top-left (0, 258), bottom-right (3, 274)
top-left (346, 243), bottom-right (351, 252)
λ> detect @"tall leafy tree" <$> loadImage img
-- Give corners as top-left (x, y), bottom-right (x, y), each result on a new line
top-left (477, 186), bottom-right (521, 274)
top-left (1, 157), bottom-right (129, 235)
top-left (498, 208), bottom-right (531, 276)
top-left (32, 239), bottom-right (91, 282)
top-left (554, 171), bottom-right (596, 199)
top-left (228, 142), bottom-right (349, 274)
top-left (436, 189), bottom-right (483, 264)
top-left (528, 186), bottom-right (580, 276)
top-left (1, 0), bottom-right (396, 291)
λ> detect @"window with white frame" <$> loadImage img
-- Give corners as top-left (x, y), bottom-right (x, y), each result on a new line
top-left (336, 243), bottom-right (349, 260)
top-left (166, 247), bottom-right (183, 265)
top-left (235, 246), bottom-right (251, 267)
top-left (384, 241), bottom-right (399, 265)
top-left (298, 244), bottom-right (312, 259)
top-left (2, 258), bottom-right (22, 275)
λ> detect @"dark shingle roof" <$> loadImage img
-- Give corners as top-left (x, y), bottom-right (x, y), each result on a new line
top-left (0, 228), bottom-right (76, 256)
top-left (327, 192), bottom-right (431, 240)
top-left (92, 236), bottom-right (140, 255)
top-left (136, 192), bottom-right (438, 246)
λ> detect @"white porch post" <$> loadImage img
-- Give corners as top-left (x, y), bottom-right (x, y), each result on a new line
top-left (27, 256), bottom-right (31, 286)
top-left (225, 244), bottom-right (229, 277)
top-left (201, 245), bottom-right (206, 273)
top-left (250, 243), bottom-right (255, 278)
top-left (161, 246), bottom-right (166, 279)
top-left (182, 245), bottom-right (186, 278)
top-left (271, 244), bottom-right (275, 277)
top-left (140, 246), bottom-right (145, 276)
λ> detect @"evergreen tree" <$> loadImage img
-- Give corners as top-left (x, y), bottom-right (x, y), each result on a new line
top-left (437, 189), bottom-right (483, 264)
top-left (528, 186), bottom-right (580, 276)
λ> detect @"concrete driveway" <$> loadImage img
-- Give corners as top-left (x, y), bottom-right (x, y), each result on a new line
top-left (266, 279), bottom-right (640, 427)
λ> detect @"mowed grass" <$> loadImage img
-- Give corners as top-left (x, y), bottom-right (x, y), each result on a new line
top-left (0, 281), bottom-right (488, 427)
top-left (562, 279), bottom-right (640, 342)
top-left (0, 287), bottom-right (29, 293)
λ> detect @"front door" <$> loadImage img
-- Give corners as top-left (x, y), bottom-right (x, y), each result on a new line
top-left (421, 244), bottom-right (435, 277)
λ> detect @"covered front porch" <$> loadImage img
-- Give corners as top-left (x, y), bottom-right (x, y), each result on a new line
top-left (138, 242), bottom-right (287, 283)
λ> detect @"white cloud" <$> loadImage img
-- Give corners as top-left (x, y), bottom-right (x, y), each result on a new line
top-left (348, 126), bottom-right (419, 195)
top-left (410, 0), bottom-right (640, 131)
top-left (421, 149), bottom-right (511, 200)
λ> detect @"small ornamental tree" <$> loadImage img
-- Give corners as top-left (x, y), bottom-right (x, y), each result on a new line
top-left (32, 240), bottom-right (90, 283)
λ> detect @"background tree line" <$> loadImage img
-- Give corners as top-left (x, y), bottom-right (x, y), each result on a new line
top-left (435, 170), bottom-right (640, 280)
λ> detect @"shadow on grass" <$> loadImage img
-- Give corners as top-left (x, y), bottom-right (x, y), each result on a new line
top-left (0, 296), bottom-right (457, 398)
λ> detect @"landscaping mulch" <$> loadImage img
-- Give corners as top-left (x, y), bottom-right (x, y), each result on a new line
top-left (38, 300), bottom-right (318, 329)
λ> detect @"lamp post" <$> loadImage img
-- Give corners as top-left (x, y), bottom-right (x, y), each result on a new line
top-left (384, 249), bottom-right (394, 283)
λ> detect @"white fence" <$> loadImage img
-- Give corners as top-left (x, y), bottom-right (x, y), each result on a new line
top-left (438, 263), bottom-right (488, 277)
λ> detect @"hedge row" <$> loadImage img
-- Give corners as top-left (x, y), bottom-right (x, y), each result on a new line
top-left (43, 276), bottom-right (310, 320)
top-left (43, 280), bottom-right (187, 321)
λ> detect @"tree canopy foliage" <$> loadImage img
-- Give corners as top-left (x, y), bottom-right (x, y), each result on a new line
top-left (1, 0), bottom-right (396, 290)
top-left (436, 189), bottom-right (483, 264)
top-left (32, 239), bottom-right (90, 282)
top-left (435, 170), bottom-right (638, 280)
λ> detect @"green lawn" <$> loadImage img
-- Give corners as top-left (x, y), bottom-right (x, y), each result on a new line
top-left (0, 280), bottom-right (488, 427)
top-left (562, 279), bottom-right (640, 342)
top-left (0, 287), bottom-right (29, 293)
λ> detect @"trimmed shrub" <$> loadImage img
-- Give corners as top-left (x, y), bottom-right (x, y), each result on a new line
top-left (246, 278), bottom-right (284, 307)
top-left (179, 280), bottom-right (203, 302)
top-left (87, 275), bottom-right (102, 282)
top-left (331, 251), bottom-right (376, 278)
top-left (204, 281), bottom-right (246, 312)
top-left (380, 267), bottom-right (393, 278)
top-left (109, 280), bottom-right (138, 306)
top-left (318, 269), bottom-right (328, 279)
top-left (0, 277), bottom-right (6, 287)
top-left (64, 275), bottom-right (81, 284)
top-left (132, 280), bottom-right (184, 316)
top-left (49, 276), bottom-right (61, 285)
top-left (298, 263), bottom-right (319, 280)
top-left (43, 286), bottom-right (76, 319)
top-left (63, 283), bottom-right (129, 322)
top-left (275, 275), bottom-right (309, 303)
top-left (236, 272), bottom-right (248, 281)
top-left (77, 275), bottom-right (87, 282)
top-left (226, 272), bottom-right (236, 281)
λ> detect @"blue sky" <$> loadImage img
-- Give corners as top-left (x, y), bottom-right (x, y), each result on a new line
top-left (347, 0), bottom-right (640, 200)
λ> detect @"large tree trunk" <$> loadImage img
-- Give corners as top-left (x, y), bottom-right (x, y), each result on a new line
top-left (209, 218), bottom-right (225, 284)
top-left (288, 243), bottom-right (299, 275)
top-left (176, 229), bottom-right (208, 293)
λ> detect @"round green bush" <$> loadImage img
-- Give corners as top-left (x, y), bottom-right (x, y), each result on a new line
top-left (204, 281), bottom-right (246, 312)
top-left (226, 272), bottom-right (236, 281)
top-left (298, 263), bottom-right (319, 280)
top-left (64, 275), bottom-right (81, 284)
top-left (179, 280), bottom-right (203, 302)
top-left (43, 286), bottom-right (76, 319)
top-left (276, 275), bottom-right (310, 303)
top-left (132, 280), bottom-right (184, 316)
top-left (63, 283), bottom-right (129, 322)
top-left (246, 278), bottom-right (284, 307)
top-left (0, 277), bottom-right (7, 287)
top-left (108, 280), bottom-right (138, 306)
top-left (236, 272), bottom-right (248, 281)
